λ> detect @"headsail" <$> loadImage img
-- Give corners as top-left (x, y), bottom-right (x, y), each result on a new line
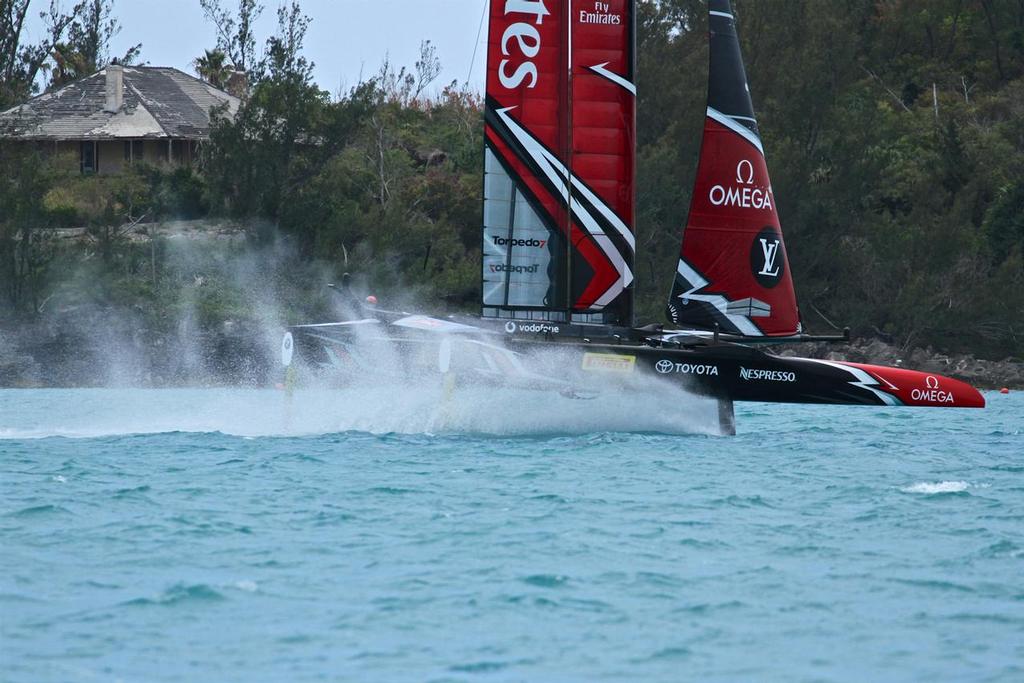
top-left (482, 0), bottom-right (636, 325)
top-left (666, 0), bottom-right (800, 337)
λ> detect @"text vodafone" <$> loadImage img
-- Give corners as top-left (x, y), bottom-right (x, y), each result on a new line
top-left (506, 321), bottom-right (561, 334)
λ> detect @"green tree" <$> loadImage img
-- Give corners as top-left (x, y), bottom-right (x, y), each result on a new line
top-left (0, 0), bottom-right (83, 107)
top-left (0, 143), bottom-right (67, 313)
top-left (48, 0), bottom-right (141, 89)
top-left (203, 2), bottom-right (327, 225)
top-left (193, 48), bottom-right (230, 88)
top-left (199, 0), bottom-right (262, 75)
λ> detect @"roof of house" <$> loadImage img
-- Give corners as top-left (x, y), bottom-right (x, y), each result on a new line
top-left (0, 66), bottom-right (240, 141)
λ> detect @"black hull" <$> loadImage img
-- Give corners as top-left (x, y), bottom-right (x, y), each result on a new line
top-left (285, 317), bottom-right (984, 413)
top-left (509, 340), bottom-right (891, 407)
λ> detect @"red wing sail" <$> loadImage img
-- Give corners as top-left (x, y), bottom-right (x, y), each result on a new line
top-left (482, 0), bottom-right (569, 318)
top-left (666, 0), bottom-right (800, 337)
top-left (482, 0), bottom-right (635, 325)
top-left (567, 0), bottom-right (636, 322)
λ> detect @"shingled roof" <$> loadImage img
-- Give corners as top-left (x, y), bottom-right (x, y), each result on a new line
top-left (0, 65), bottom-right (240, 141)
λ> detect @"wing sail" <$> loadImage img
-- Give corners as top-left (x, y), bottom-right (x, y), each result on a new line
top-left (482, 0), bottom-right (636, 325)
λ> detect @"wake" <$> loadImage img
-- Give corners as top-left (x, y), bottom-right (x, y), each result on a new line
top-left (0, 383), bottom-right (721, 439)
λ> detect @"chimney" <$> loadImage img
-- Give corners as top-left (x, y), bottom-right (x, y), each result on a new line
top-left (104, 64), bottom-right (124, 113)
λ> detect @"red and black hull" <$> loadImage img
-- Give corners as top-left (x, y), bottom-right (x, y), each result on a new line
top-left (542, 342), bottom-right (986, 409)
top-left (287, 316), bottom-right (984, 411)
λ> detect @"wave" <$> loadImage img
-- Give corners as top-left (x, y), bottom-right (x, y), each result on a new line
top-left (5, 504), bottom-right (72, 517)
top-left (901, 481), bottom-right (971, 494)
top-left (120, 582), bottom-right (225, 608)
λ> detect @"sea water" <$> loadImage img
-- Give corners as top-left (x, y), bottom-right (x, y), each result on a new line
top-left (1, 388), bottom-right (1021, 682)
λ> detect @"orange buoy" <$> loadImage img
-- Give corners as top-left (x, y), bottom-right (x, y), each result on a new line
top-left (1000, 387), bottom-right (1010, 394)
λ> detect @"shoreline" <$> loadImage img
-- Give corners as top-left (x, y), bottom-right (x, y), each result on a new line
top-left (773, 338), bottom-right (1023, 391)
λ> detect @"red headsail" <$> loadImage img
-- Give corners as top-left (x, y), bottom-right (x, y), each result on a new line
top-left (666, 0), bottom-right (800, 337)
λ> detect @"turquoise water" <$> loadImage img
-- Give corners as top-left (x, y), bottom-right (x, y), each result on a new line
top-left (1, 389), bottom-right (1022, 681)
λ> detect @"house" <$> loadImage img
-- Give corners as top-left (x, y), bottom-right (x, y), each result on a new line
top-left (0, 64), bottom-right (240, 174)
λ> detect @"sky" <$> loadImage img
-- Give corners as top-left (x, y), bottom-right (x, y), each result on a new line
top-left (25, 0), bottom-right (490, 96)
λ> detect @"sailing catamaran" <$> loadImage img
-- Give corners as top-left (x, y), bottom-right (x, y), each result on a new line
top-left (282, 0), bottom-right (984, 434)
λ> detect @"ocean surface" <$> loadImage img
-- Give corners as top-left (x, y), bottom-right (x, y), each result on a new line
top-left (1, 388), bottom-right (1022, 682)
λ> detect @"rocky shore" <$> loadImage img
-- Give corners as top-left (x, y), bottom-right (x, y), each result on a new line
top-left (773, 338), bottom-right (1023, 390)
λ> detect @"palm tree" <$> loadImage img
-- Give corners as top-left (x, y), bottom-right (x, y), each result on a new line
top-left (49, 42), bottom-right (92, 88)
top-left (194, 49), bottom-right (230, 89)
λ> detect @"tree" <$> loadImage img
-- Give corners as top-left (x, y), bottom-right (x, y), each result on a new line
top-left (0, 142), bottom-right (65, 314)
top-left (194, 48), bottom-right (230, 88)
top-left (199, 0), bottom-right (262, 75)
top-left (1, 0), bottom-right (83, 107)
top-left (48, 0), bottom-right (141, 89)
top-left (203, 1), bottom-right (326, 225)
top-left (375, 40), bottom-right (443, 106)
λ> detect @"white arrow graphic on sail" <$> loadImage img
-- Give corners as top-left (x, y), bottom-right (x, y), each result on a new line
top-left (587, 63), bottom-right (636, 94)
top-left (675, 259), bottom-right (762, 336)
top-left (495, 106), bottom-right (633, 308)
top-left (707, 106), bottom-right (764, 155)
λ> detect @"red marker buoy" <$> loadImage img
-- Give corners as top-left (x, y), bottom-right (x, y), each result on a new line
top-left (1000, 387), bottom-right (1010, 394)
top-left (366, 295), bottom-right (378, 305)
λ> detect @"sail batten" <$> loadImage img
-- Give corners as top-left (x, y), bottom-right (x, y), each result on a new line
top-left (666, 0), bottom-right (800, 337)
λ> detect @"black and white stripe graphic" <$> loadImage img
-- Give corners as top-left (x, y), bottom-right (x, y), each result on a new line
top-left (670, 258), bottom-right (762, 336)
top-left (587, 63), bottom-right (636, 94)
top-left (488, 103), bottom-right (634, 309)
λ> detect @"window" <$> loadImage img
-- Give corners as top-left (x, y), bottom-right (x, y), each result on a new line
top-left (80, 141), bottom-right (96, 173)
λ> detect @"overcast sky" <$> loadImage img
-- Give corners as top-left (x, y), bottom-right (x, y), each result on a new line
top-left (25, 0), bottom-right (490, 96)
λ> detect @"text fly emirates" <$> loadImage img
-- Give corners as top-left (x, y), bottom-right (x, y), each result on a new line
top-left (580, 2), bottom-right (621, 24)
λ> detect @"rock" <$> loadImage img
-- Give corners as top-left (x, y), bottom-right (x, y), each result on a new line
top-left (772, 336), bottom-right (1023, 389)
